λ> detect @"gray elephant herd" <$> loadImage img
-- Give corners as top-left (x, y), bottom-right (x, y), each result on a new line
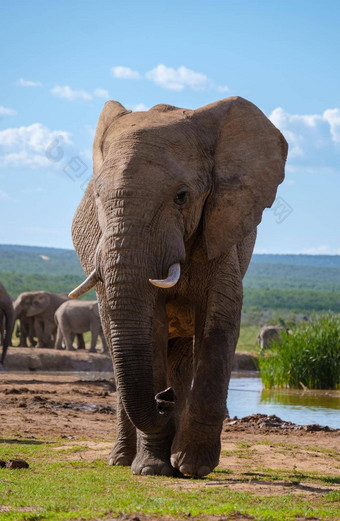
top-left (0, 281), bottom-right (108, 363)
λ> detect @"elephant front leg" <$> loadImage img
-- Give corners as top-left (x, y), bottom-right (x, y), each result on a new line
top-left (171, 287), bottom-right (242, 477)
top-left (89, 328), bottom-right (99, 353)
top-left (109, 393), bottom-right (137, 466)
top-left (34, 319), bottom-right (45, 348)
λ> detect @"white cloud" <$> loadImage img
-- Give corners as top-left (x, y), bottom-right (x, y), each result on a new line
top-left (301, 245), bottom-right (340, 255)
top-left (127, 103), bottom-right (149, 112)
top-left (94, 88), bottom-right (110, 99)
top-left (111, 63), bottom-right (229, 93)
top-left (112, 66), bottom-right (140, 80)
top-left (0, 123), bottom-right (72, 168)
top-left (269, 107), bottom-right (340, 161)
top-left (17, 78), bottom-right (42, 87)
top-left (51, 85), bottom-right (92, 101)
top-left (269, 107), bottom-right (323, 158)
top-left (323, 108), bottom-right (340, 144)
top-left (217, 85), bottom-right (230, 93)
top-left (80, 148), bottom-right (92, 160)
top-left (0, 105), bottom-right (16, 116)
top-left (146, 64), bottom-right (208, 91)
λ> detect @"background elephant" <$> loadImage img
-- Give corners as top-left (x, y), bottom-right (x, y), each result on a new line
top-left (13, 291), bottom-right (68, 348)
top-left (54, 300), bottom-right (108, 352)
top-left (0, 282), bottom-right (15, 364)
top-left (257, 325), bottom-right (286, 351)
top-left (70, 96), bottom-right (287, 478)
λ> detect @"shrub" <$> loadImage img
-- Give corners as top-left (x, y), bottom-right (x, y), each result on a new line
top-left (259, 314), bottom-right (340, 389)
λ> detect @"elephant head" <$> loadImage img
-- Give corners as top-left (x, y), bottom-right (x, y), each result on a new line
top-left (25, 293), bottom-right (51, 317)
top-left (13, 293), bottom-right (34, 318)
top-left (70, 97), bottom-right (287, 433)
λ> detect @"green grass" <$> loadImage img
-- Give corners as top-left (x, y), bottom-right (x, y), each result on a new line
top-left (0, 439), bottom-right (339, 521)
top-left (236, 325), bottom-right (259, 353)
top-left (259, 314), bottom-right (340, 389)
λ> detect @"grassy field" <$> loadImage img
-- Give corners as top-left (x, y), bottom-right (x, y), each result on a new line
top-left (1, 437), bottom-right (339, 521)
top-left (236, 325), bottom-right (260, 354)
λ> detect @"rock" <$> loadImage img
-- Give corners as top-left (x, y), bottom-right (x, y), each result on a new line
top-left (28, 354), bottom-right (42, 371)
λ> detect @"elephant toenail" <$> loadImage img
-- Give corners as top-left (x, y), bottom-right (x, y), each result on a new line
top-left (141, 466), bottom-right (155, 475)
top-left (179, 464), bottom-right (192, 475)
top-left (198, 466), bottom-right (211, 477)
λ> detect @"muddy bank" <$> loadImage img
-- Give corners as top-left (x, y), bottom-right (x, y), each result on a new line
top-left (2, 347), bottom-right (257, 372)
top-left (0, 373), bottom-right (339, 478)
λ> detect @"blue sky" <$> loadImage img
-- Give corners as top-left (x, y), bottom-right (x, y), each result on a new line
top-left (0, 0), bottom-right (339, 254)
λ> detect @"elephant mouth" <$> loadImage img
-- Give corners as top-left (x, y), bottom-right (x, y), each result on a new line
top-left (69, 262), bottom-right (181, 298)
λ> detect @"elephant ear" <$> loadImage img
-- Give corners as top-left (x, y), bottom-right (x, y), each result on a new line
top-left (93, 100), bottom-right (130, 175)
top-left (193, 97), bottom-right (288, 260)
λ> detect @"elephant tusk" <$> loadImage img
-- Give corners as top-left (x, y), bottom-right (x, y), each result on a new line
top-left (68, 269), bottom-right (99, 298)
top-left (149, 263), bottom-right (181, 289)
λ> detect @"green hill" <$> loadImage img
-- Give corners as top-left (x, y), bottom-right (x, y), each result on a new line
top-left (251, 253), bottom-right (340, 268)
top-left (0, 245), bottom-right (339, 313)
top-left (0, 244), bottom-right (84, 276)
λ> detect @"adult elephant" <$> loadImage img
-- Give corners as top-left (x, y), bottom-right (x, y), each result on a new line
top-left (13, 291), bottom-right (68, 348)
top-left (0, 282), bottom-right (15, 364)
top-left (54, 300), bottom-right (108, 352)
top-left (70, 97), bottom-right (287, 477)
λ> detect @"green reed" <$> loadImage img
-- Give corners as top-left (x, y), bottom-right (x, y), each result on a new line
top-left (259, 314), bottom-right (340, 389)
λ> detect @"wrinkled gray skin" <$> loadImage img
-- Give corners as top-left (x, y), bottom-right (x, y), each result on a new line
top-left (71, 97), bottom-right (288, 478)
top-left (54, 300), bottom-right (108, 352)
top-left (13, 291), bottom-right (68, 348)
top-left (257, 325), bottom-right (286, 351)
top-left (0, 282), bottom-right (15, 364)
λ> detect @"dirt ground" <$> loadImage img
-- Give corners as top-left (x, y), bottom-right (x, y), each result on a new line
top-left (0, 373), bottom-right (339, 520)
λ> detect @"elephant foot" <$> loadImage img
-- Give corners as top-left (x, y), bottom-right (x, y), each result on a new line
top-left (171, 423), bottom-right (221, 477)
top-left (109, 439), bottom-right (136, 467)
top-left (66, 346), bottom-right (76, 351)
top-left (131, 452), bottom-right (180, 477)
top-left (88, 348), bottom-right (96, 353)
top-left (131, 428), bottom-right (179, 477)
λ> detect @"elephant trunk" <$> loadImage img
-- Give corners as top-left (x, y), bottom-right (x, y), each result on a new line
top-left (104, 237), bottom-right (175, 434)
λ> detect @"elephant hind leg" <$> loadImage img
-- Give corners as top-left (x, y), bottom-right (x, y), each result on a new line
top-left (54, 326), bottom-right (63, 350)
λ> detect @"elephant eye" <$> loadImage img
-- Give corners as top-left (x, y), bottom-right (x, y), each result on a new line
top-left (174, 190), bottom-right (188, 206)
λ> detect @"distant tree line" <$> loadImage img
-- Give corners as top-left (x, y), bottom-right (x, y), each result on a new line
top-left (1, 271), bottom-right (339, 312)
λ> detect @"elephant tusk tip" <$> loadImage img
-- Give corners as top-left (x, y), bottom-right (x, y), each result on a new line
top-left (149, 263), bottom-right (181, 289)
top-left (68, 269), bottom-right (99, 298)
